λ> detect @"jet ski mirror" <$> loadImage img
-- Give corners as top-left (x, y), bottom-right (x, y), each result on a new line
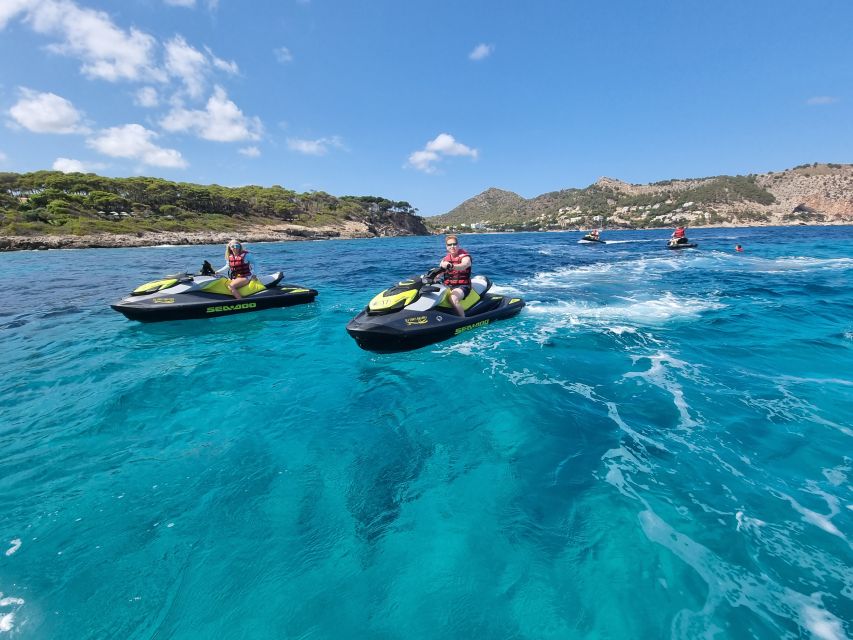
top-left (200, 260), bottom-right (216, 276)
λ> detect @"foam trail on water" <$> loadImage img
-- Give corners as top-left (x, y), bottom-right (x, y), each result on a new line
top-left (525, 294), bottom-right (724, 327)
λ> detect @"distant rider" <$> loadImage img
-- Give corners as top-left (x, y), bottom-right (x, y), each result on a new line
top-left (671, 226), bottom-right (687, 245)
top-left (216, 240), bottom-right (256, 299)
top-left (590, 229), bottom-right (600, 240)
top-left (439, 234), bottom-right (472, 317)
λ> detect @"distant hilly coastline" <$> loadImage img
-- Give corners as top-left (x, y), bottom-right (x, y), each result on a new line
top-left (0, 171), bottom-right (429, 251)
top-left (429, 163), bottom-right (853, 232)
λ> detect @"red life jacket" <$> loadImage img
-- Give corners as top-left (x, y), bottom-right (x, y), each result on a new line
top-left (228, 251), bottom-right (252, 278)
top-left (443, 249), bottom-right (471, 287)
top-left (673, 227), bottom-right (686, 238)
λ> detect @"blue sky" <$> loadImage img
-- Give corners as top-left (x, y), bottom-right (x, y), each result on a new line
top-left (1, 0), bottom-right (851, 216)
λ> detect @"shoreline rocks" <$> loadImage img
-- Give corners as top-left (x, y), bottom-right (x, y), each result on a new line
top-left (0, 220), bottom-right (423, 252)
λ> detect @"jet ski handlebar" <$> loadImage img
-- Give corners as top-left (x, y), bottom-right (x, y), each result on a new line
top-left (423, 266), bottom-right (448, 283)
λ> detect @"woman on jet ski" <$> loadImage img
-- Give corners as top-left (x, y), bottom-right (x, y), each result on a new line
top-left (439, 234), bottom-right (472, 317)
top-left (216, 240), bottom-right (256, 299)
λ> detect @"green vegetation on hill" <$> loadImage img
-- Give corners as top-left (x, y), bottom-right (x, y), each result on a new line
top-left (0, 171), bottom-right (424, 237)
top-left (430, 174), bottom-right (780, 231)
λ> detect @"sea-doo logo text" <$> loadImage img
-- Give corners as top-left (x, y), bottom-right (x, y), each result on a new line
top-left (454, 319), bottom-right (490, 335)
top-left (153, 298), bottom-right (175, 304)
top-left (207, 302), bottom-right (257, 313)
top-left (405, 316), bottom-right (428, 325)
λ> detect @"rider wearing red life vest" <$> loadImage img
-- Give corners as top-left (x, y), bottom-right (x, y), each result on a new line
top-left (228, 250), bottom-right (252, 278)
top-left (439, 234), bottom-right (472, 317)
top-left (216, 240), bottom-right (256, 299)
top-left (672, 226), bottom-right (686, 239)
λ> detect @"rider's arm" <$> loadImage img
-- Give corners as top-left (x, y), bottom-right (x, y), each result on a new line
top-left (443, 255), bottom-right (471, 270)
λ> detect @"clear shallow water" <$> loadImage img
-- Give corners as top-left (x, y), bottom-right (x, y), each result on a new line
top-left (1, 226), bottom-right (851, 639)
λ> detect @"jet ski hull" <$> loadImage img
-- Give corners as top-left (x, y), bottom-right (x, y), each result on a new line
top-left (112, 285), bottom-right (317, 322)
top-left (579, 237), bottom-right (606, 244)
top-left (346, 294), bottom-right (524, 353)
top-left (667, 242), bottom-right (698, 250)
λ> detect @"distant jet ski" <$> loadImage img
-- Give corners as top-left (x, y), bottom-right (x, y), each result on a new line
top-left (111, 261), bottom-right (317, 322)
top-left (667, 238), bottom-right (698, 250)
top-left (346, 267), bottom-right (524, 352)
top-left (579, 234), bottom-right (606, 244)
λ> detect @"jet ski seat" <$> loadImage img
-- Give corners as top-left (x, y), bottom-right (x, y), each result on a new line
top-left (447, 275), bottom-right (491, 311)
top-left (471, 275), bottom-right (491, 296)
top-left (259, 272), bottom-right (284, 288)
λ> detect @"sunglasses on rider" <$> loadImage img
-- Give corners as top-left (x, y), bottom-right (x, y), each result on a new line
top-left (446, 242), bottom-right (457, 247)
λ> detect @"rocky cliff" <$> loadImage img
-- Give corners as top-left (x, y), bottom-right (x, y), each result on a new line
top-left (430, 163), bottom-right (853, 230)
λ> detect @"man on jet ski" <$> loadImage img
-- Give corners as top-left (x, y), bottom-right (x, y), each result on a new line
top-left (439, 234), bottom-right (472, 317)
top-left (671, 226), bottom-right (688, 244)
top-left (215, 240), bottom-right (257, 299)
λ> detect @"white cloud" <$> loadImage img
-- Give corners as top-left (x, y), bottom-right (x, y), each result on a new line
top-left (52, 157), bottom-right (104, 172)
top-left (469, 43), bottom-right (494, 61)
top-left (134, 86), bottom-right (159, 107)
top-left (163, 35), bottom-right (207, 97)
top-left (406, 133), bottom-right (478, 173)
top-left (160, 86), bottom-right (262, 142)
top-left (0, 0), bottom-right (30, 30)
top-left (163, 0), bottom-right (195, 7)
top-left (407, 149), bottom-right (440, 173)
top-left (19, 0), bottom-right (162, 82)
top-left (206, 47), bottom-right (239, 74)
top-left (164, 36), bottom-right (238, 99)
top-left (286, 136), bottom-right (345, 156)
top-left (426, 133), bottom-right (479, 157)
top-left (87, 123), bottom-right (187, 168)
top-left (2, 1), bottom-right (240, 112)
top-left (274, 46), bottom-right (293, 64)
top-left (8, 88), bottom-right (89, 134)
top-left (238, 146), bottom-right (261, 157)
top-left (806, 96), bottom-right (839, 106)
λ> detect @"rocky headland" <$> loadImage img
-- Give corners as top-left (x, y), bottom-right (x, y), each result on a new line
top-left (430, 163), bottom-right (853, 231)
top-left (0, 171), bottom-right (430, 251)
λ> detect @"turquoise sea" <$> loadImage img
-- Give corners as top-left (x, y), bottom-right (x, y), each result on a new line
top-left (1, 226), bottom-right (851, 639)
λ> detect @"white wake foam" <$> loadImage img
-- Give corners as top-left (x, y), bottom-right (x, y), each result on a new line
top-left (526, 293), bottom-right (724, 326)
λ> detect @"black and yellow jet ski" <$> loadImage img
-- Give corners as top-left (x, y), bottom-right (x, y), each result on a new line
top-left (111, 262), bottom-right (317, 322)
top-left (346, 267), bottom-right (524, 352)
top-left (667, 238), bottom-right (698, 250)
top-left (579, 234), bottom-right (605, 244)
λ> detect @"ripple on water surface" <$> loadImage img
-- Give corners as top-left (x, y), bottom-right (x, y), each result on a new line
top-left (1, 227), bottom-right (852, 638)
